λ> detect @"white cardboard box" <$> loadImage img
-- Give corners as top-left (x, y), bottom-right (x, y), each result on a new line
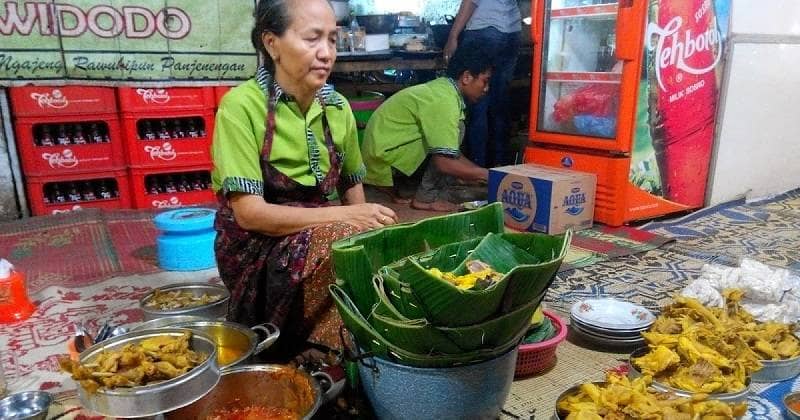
top-left (488, 164), bottom-right (597, 234)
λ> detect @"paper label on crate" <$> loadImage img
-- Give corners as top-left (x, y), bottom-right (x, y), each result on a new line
top-left (497, 176), bottom-right (537, 231)
top-left (144, 143), bottom-right (177, 161)
top-left (41, 149), bottom-right (79, 168)
top-left (153, 196), bottom-right (183, 209)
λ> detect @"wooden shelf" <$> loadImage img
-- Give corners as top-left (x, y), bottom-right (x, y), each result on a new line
top-left (333, 57), bottom-right (445, 73)
top-left (551, 4), bottom-right (618, 20)
top-left (545, 71), bottom-right (621, 83)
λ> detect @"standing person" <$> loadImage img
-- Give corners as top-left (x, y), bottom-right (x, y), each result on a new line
top-left (211, 0), bottom-right (398, 354)
top-left (444, 0), bottom-right (521, 168)
top-left (361, 43), bottom-right (491, 213)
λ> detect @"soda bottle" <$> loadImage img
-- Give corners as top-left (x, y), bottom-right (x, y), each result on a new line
top-left (81, 181), bottom-right (96, 201)
top-left (72, 124), bottom-right (87, 145)
top-left (187, 119), bottom-right (200, 138)
top-left (67, 182), bottom-right (82, 202)
top-left (147, 176), bottom-right (160, 195)
top-left (43, 184), bottom-right (51, 204)
top-left (646, 0), bottom-right (722, 206)
top-left (56, 124), bottom-right (71, 145)
top-left (202, 172), bottom-right (212, 189)
top-left (39, 125), bottom-right (54, 147)
top-left (97, 180), bottom-right (113, 199)
top-left (52, 183), bottom-right (66, 203)
top-left (173, 119), bottom-right (186, 138)
top-left (158, 120), bottom-right (172, 140)
top-left (89, 123), bottom-right (104, 143)
top-left (191, 174), bottom-right (204, 191)
top-left (164, 175), bottom-right (178, 193)
top-left (141, 120), bottom-right (156, 140)
top-left (177, 175), bottom-right (190, 192)
top-left (196, 119), bottom-right (206, 137)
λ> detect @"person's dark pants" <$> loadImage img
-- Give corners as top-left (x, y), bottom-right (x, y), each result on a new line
top-left (461, 27), bottom-right (521, 168)
top-left (398, 158), bottom-right (486, 205)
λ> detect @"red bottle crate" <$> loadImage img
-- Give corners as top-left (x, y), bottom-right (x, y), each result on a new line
top-left (117, 87), bottom-right (215, 113)
top-left (122, 110), bottom-right (215, 169)
top-left (129, 165), bottom-right (216, 210)
top-left (14, 114), bottom-right (125, 177)
top-left (214, 86), bottom-right (233, 108)
top-left (26, 169), bottom-right (131, 216)
top-left (9, 86), bottom-right (117, 117)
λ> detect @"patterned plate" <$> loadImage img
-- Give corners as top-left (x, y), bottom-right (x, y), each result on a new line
top-left (570, 322), bottom-right (646, 348)
top-left (570, 298), bottom-right (655, 330)
top-left (570, 315), bottom-right (648, 338)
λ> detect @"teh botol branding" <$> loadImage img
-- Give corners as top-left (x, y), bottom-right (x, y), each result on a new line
top-left (497, 176), bottom-right (536, 231)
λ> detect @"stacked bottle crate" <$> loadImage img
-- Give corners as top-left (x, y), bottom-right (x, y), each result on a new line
top-left (9, 86), bottom-right (129, 216)
top-left (118, 87), bottom-right (216, 209)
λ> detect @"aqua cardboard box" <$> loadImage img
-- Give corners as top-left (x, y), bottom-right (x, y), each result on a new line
top-left (488, 164), bottom-right (596, 234)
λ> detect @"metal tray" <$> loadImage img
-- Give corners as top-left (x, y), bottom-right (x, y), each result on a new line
top-left (76, 328), bottom-right (220, 418)
top-left (752, 354), bottom-right (800, 382)
top-left (139, 283), bottom-right (229, 321)
top-left (628, 347), bottom-right (751, 403)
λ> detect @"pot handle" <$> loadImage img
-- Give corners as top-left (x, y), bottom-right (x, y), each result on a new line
top-left (444, 14), bottom-right (455, 24)
top-left (311, 370), bottom-right (344, 403)
top-left (251, 322), bottom-right (280, 354)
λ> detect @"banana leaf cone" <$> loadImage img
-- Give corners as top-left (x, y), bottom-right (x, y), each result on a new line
top-left (368, 277), bottom-right (464, 354)
top-left (438, 296), bottom-right (542, 351)
top-left (330, 284), bottom-right (529, 368)
top-left (389, 232), bottom-right (571, 326)
top-left (331, 203), bottom-right (505, 316)
top-left (378, 266), bottom-right (428, 320)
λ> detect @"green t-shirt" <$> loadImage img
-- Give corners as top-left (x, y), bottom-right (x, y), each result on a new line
top-left (361, 77), bottom-right (465, 187)
top-left (212, 78), bottom-right (366, 197)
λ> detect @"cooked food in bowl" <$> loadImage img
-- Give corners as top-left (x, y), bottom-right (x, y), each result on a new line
top-left (206, 405), bottom-right (297, 420)
top-left (59, 331), bottom-right (207, 393)
top-left (144, 289), bottom-right (223, 310)
top-left (556, 372), bottom-right (747, 419)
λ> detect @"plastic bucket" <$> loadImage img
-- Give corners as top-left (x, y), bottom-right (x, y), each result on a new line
top-left (357, 347), bottom-right (518, 420)
top-left (153, 208), bottom-right (217, 271)
top-left (346, 92), bottom-right (384, 146)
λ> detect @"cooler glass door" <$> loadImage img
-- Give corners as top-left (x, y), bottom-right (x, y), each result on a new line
top-left (529, 0), bottom-right (645, 152)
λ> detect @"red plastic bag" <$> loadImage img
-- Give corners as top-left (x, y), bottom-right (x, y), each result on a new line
top-left (553, 84), bottom-right (618, 123)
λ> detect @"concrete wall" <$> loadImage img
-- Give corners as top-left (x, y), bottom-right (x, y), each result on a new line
top-left (0, 89), bottom-right (22, 220)
top-left (708, 0), bottom-right (800, 204)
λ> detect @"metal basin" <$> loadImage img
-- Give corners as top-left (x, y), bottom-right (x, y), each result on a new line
top-left (76, 328), bottom-right (220, 418)
top-left (139, 283), bottom-right (229, 321)
top-left (164, 320), bottom-right (279, 369)
top-left (628, 347), bottom-right (751, 403)
top-left (165, 364), bottom-right (328, 420)
top-left (555, 382), bottom-right (604, 420)
top-left (752, 354), bottom-right (800, 382)
top-left (0, 391), bottom-right (52, 420)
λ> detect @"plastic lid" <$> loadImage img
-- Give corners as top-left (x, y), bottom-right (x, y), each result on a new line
top-left (0, 259), bottom-right (12, 279)
top-left (153, 208), bottom-right (217, 232)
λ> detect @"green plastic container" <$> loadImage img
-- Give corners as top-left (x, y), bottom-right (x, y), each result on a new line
top-left (347, 92), bottom-right (384, 146)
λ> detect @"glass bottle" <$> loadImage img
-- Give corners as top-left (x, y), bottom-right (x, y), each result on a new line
top-left (147, 177), bottom-right (160, 195)
top-left (89, 123), bottom-right (104, 143)
top-left (52, 184), bottom-right (66, 203)
top-left (56, 124), bottom-right (71, 145)
top-left (173, 119), bottom-right (186, 138)
top-left (187, 119), bottom-right (199, 138)
top-left (67, 182), bottom-right (81, 202)
top-left (97, 180), bottom-right (113, 199)
top-left (164, 175), bottom-right (177, 193)
top-left (158, 120), bottom-right (172, 140)
top-left (40, 125), bottom-right (54, 147)
top-left (81, 181), bottom-right (96, 200)
top-left (141, 120), bottom-right (156, 140)
top-left (72, 124), bottom-right (87, 145)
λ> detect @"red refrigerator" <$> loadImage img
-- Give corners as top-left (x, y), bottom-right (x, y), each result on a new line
top-left (525, 0), bottom-right (731, 226)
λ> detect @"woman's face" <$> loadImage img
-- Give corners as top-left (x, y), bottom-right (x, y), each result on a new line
top-left (263, 0), bottom-right (337, 95)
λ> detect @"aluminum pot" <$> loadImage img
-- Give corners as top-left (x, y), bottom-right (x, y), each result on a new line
top-left (164, 364), bottom-right (336, 419)
top-left (752, 354), bottom-right (800, 382)
top-left (358, 347), bottom-right (518, 419)
top-left (167, 320), bottom-right (279, 369)
top-left (356, 14), bottom-right (396, 34)
top-left (330, 0), bottom-right (350, 24)
top-left (139, 283), bottom-right (229, 321)
top-left (76, 328), bottom-right (220, 418)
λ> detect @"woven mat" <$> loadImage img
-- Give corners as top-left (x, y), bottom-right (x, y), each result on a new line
top-left (0, 209), bottom-right (161, 294)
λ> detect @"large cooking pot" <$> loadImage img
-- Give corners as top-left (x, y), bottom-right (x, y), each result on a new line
top-left (356, 14), bottom-right (396, 34)
top-left (165, 364), bottom-right (336, 419)
top-left (134, 319), bottom-right (279, 369)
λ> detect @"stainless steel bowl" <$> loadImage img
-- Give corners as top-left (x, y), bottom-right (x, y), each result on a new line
top-left (76, 328), bottom-right (220, 418)
top-left (752, 355), bottom-right (800, 382)
top-left (0, 391), bottom-right (52, 420)
top-left (554, 382), bottom-right (604, 420)
top-left (139, 283), bottom-right (229, 321)
top-left (155, 320), bottom-right (279, 369)
top-left (132, 315), bottom-right (209, 331)
top-left (628, 347), bottom-right (751, 403)
top-left (785, 391), bottom-right (800, 420)
top-left (165, 364), bottom-right (327, 420)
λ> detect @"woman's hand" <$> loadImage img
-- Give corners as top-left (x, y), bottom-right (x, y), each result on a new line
top-left (341, 203), bottom-right (398, 230)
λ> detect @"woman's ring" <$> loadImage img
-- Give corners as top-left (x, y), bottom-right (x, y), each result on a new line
top-left (381, 217), bottom-right (388, 223)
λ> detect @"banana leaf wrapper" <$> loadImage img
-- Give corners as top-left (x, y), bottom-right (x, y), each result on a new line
top-left (388, 231), bottom-right (571, 326)
top-left (378, 266), bottom-right (428, 320)
top-left (368, 277), bottom-right (464, 354)
top-left (330, 284), bottom-right (527, 368)
top-left (332, 203), bottom-right (505, 316)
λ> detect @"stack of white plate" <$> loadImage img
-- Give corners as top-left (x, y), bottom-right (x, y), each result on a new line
top-left (569, 298), bottom-right (655, 348)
